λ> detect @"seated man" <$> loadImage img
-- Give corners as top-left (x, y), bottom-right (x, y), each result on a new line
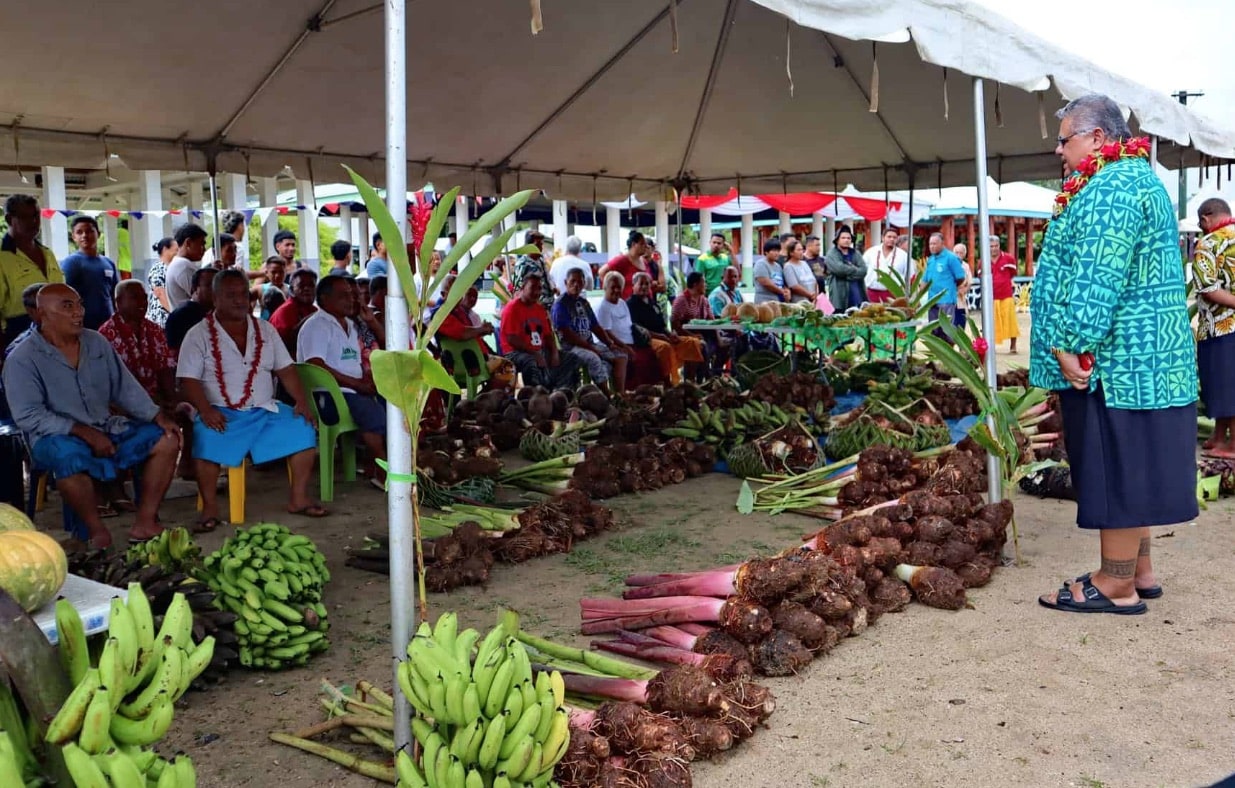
top-left (296, 274), bottom-right (386, 488)
top-left (593, 271), bottom-right (653, 387)
top-left (2, 282), bottom-right (43, 361)
top-left (627, 271), bottom-right (704, 384)
top-left (500, 272), bottom-right (580, 390)
top-left (98, 280), bottom-right (177, 405)
top-left (552, 268), bottom-right (630, 394)
top-left (255, 256), bottom-right (291, 320)
top-left (165, 267), bottom-right (216, 357)
top-left (269, 268), bottom-right (318, 351)
top-left (177, 269), bottom-right (326, 527)
top-left (671, 271), bottom-right (726, 376)
top-left (3, 284), bottom-right (179, 548)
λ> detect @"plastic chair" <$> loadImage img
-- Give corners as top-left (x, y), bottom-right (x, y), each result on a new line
top-left (437, 337), bottom-right (491, 400)
top-left (196, 463), bottom-right (252, 525)
top-left (293, 363), bottom-right (359, 502)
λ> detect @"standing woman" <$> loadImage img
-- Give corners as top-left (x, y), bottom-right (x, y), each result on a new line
top-left (951, 243), bottom-right (973, 329)
top-left (824, 227), bottom-right (867, 311)
top-left (146, 237), bottom-right (177, 328)
top-left (599, 231), bottom-right (650, 300)
top-left (1192, 198), bottom-right (1235, 457)
top-left (1033, 94), bottom-right (1197, 615)
top-left (780, 239), bottom-right (818, 304)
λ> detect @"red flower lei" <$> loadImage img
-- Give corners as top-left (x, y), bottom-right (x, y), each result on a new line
top-left (1204, 217), bottom-right (1235, 235)
top-left (206, 314), bottom-right (263, 409)
top-left (1052, 136), bottom-right (1151, 219)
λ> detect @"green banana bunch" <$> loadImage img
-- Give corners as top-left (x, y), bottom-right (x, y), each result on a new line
top-left (198, 523), bottom-right (331, 670)
top-left (126, 527), bottom-right (201, 572)
top-left (42, 590), bottom-right (206, 787)
top-left (395, 615), bottom-right (568, 788)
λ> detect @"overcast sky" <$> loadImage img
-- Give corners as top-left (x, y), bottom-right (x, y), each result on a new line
top-left (972, 0), bottom-right (1233, 205)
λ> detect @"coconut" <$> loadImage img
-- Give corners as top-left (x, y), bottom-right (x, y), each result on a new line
top-left (721, 303), bottom-right (738, 319)
top-left (736, 302), bottom-right (760, 321)
top-left (756, 302), bottom-right (778, 324)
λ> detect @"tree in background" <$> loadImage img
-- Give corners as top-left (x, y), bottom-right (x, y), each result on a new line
top-left (246, 215), bottom-right (340, 274)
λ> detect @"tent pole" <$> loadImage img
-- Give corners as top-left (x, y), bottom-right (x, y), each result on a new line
top-left (972, 78), bottom-right (1001, 504)
top-left (384, 0), bottom-right (415, 753)
top-left (208, 173), bottom-right (222, 258)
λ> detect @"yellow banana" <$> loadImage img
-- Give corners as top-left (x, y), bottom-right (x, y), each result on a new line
top-left (461, 683), bottom-right (481, 725)
top-left (156, 759), bottom-right (180, 788)
top-left (97, 637), bottom-right (127, 711)
top-left (395, 749), bottom-right (427, 788)
top-left (452, 627), bottom-right (479, 666)
top-left (495, 735), bottom-right (534, 782)
top-left (533, 700), bottom-right (556, 744)
top-left (45, 668), bottom-right (100, 745)
top-left (471, 643), bottom-right (506, 705)
top-left (464, 767), bottom-right (484, 788)
top-left (445, 757), bottom-right (464, 788)
top-left (108, 598), bottom-right (139, 680)
top-left (517, 742), bottom-right (543, 783)
top-left (538, 710), bottom-right (569, 771)
top-left (499, 704), bottom-right (541, 760)
top-left (477, 709), bottom-right (507, 770)
top-left (55, 599), bottom-right (90, 686)
top-left (119, 645), bottom-right (181, 720)
top-left (0, 732), bottom-right (26, 788)
top-left (172, 754), bottom-right (197, 788)
top-left (155, 593), bottom-right (193, 650)
top-left (549, 671), bottom-right (565, 709)
top-left (443, 674), bottom-right (466, 726)
top-left (180, 636), bottom-right (216, 693)
top-left (482, 659), bottom-right (515, 719)
top-left (98, 750), bottom-right (147, 788)
top-left (432, 612), bottom-right (458, 655)
top-left (500, 686), bottom-right (523, 726)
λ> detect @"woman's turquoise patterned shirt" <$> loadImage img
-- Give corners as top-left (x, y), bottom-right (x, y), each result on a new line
top-left (1029, 157), bottom-right (1196, 409)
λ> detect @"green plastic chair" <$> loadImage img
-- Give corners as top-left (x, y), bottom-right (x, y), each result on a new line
top-left (293, 363), bottom-right (359, 502)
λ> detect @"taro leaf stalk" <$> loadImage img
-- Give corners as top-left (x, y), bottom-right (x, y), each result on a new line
top-left (919, 318), bottom-right (1046, 561)
top-left (345, 166), bottom-right (534, 616)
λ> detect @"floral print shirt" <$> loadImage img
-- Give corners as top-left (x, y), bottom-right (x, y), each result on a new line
top-left (1192, 224), bottom-right (1235, 342)
top-left (97, 315), bottom-right (176, 402)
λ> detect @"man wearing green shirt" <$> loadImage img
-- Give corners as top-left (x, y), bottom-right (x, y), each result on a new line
top-left (694, 233), bottom-right (733, 294)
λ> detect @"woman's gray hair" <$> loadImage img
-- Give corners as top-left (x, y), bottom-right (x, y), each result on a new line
top-left (565, 235), bottom-right (584, 255)
top-left (1056, 94), bottom-right (1132, 140)
top-left (603, 270), bottom-right (625, 289)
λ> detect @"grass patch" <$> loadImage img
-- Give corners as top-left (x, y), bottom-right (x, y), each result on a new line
top-left (606, 529), bottom-right (701, 557)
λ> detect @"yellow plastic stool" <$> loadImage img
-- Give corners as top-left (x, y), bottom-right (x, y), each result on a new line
top-left (195, 461), bottom-right (292, 525)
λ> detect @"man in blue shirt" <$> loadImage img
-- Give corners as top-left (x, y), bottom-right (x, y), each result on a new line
top-left (921, 232), bottom-right (967, 334)
top-left (60, 216), bottom-right (119, 330)
top-left (365, 232), bottom-right (388, 278)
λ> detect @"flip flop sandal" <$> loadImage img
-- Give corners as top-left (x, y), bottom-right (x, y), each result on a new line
top-left (191, 517), bottom-right (223, 534)
top-left (1039, 577), bottom-right (1147, 615)
top-left (1068, 571), bottom-right (1163, 600)
top-left (288, 504), bottom-right (329, 518)
top-left (96, 504), bottom-right (120, 519)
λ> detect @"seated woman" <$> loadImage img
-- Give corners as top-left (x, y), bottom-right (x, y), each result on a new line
top-left (435, 275), bottom-right (499, 379)
top-left (594, 271), bottom-right (659, 387)
top-left (627, 272), bottom-right (705, 384)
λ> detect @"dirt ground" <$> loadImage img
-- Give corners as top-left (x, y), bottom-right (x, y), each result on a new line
top-left (46, 450), bottom-right (1233, 788)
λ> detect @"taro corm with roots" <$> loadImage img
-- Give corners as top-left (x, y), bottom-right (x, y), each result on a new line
top-left (937, 540), bottom-right (977, 570)
top-left (633, 751), bottom-right (694, 788)
top-left (592, 630), bottom-right (753, 681)
top-left (674, 715), bottom-right (735, 757)
top-left (770, 601), bottom-right (837, 653)
top-left (621, 556), bottom-right (807, 606)
top-left (913, 514), bottom-right (956, 543)
top-left (581, 595), bottom-right (774, 644)
top-left (642, 626), bottom-right (755, 672)
top-left (869, 576), bottom-right (913, 614)
top-left (894, 564), bottom-right (968, 610)
top-left (562, 666), bottom-right (729, 718)
top-left (749, 630), bottom-right (813, 676)
top-left (594, 702), bottom-right (696, 760)
top-left (956, 558), bottom-right (996, 588)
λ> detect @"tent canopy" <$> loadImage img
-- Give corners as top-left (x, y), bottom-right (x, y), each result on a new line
top-left (2, 0), bottom-right (1232, 199)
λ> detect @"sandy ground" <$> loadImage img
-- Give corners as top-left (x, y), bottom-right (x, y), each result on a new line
top-left (44, 453), bottom-right (1232, 788)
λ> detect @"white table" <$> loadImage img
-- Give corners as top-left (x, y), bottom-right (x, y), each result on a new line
top-left (32, 575), bottom-right (125, 645)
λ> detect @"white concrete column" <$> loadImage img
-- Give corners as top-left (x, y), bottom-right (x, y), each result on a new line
top-left (812, 212), bottom-right (824, 241)
top-left (605, 206), bottom-right (621, 256)
top-left (102, 207), bottom-right (121, 277)
top-left (134, 170), bottom-right (163, 281)
top-left (699, 209), bottom-right (713, 245)
top-left (870, 220), bottom-right (883, 248)
top-left (162, 188), bottom-right (176, 238)
top-left (338, 205), bottom-right (352, 245)
top-left (186, 179), bottom-right (204, 226)
top-left (355, 212), bottom-right (369, 260)
top-left (502, 214), bottom-right (518, 253)
top-left (654, 201), bottom-right (670, 269)
top-left (825, 217), bottom-right (837, 245)
top-left (257, 177), bottom-right (278, 259)
top-left (778, 210), bottom-right (792, 236)
top-left (740, 212), bottom-right (754, 287)
top-left (127, 193), bottom-right (143, 281)
top-left (296, 180), bottom-right (319, 272)
top-left (551, 200), bottom-right (568, 256)
top-left (40, 166), bottom-right (69, 260)
top-left (221, 173), bottom-right (247, 209)
top-left (454, 196), bottom-right (470, 266)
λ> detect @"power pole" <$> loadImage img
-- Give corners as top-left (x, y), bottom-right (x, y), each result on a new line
top-left (1173, 90), bottom-right (1205, 219)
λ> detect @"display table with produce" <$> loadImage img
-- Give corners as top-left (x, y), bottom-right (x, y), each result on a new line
top-left (33, 574), bottom-right (124, 645)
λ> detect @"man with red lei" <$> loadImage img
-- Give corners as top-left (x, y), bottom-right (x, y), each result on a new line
top-left (176, 269), bottom-right (326, 529)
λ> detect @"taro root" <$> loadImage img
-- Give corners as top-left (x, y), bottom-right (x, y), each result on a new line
top-left (645, 666), bottom-right (729, 717)
top-left (860, 537), bottom-right (905, 569)
top-left (770, 601), bottom-right (832, 652)
top-left (595, 702), bottom-right (695, 760)
top-left (674, 715), bottom-right (735, 757)
top-left (632, 751), bottom-right (694, 788)
top-left (914, 515), bottom-right (956, 544)
top-left (732, 557), bottom-right (808, 605)
top-left (975, 500), bottom-right (1015, 529)
top-left (695, 630), bottom-right (755, 664)
top-left (716, 597), bottom-right (775, 644)
top-left (749, 630), bottom-right (813, 676)
top-left (869, 577), bottom-right (913, 614)
top-left (894, 564), bottom-right (968, 610)
top-left (719, 680), bottom-right (776, 739)
top-left (956, 560), bottom-right (995, 588)
top-left (805, 588), bottom-right (853, 621)
top-left (903, 541), bottom-right (943, 567)
top-left (937, 540), bottom-right (977, 570)
top-left (901, 490), bottom-right (953, 516)
top-left (556, 729), bottom-right (610, 788)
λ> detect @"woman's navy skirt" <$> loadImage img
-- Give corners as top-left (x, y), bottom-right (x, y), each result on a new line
top-left (1198, 333), bottom-right (1235, 419)
top-left (1058, 383), bottom-right (1198, 529)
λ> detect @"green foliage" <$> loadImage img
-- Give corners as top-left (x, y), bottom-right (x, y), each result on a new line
top-left (244, 215), bottom-right (339, 274)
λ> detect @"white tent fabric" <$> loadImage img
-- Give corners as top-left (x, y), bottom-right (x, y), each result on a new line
top-left (1, 0), bottom-right (1231, 199)
top-left (914, 178), bottom-right (1060, 219)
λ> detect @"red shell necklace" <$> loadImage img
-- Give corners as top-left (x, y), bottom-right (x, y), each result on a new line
top-left (206, 314), bottom-right (263, 409)
top-left (1052, 136), bottom-right (1151, 219)
top-left (1204, 217), bottom-right (1235, 235)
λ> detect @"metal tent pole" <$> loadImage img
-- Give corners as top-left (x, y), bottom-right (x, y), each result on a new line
top-left (384, 0), bottom-right (415, 753)
top-left (972, 78), bottom-right (1001, 503)
top-left (208, 174), bottom-right (222, 258)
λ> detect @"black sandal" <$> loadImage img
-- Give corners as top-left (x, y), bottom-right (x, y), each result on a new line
top-left (1039, 577), bottom-right (1147, 615)
top-left (1067, 571), bottom-right (1163, 600)
top-left (191, 517), bottom-right (223, 534)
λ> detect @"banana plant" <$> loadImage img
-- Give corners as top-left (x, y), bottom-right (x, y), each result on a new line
top-left (345, 167), bottom-right (533, 613)
top-left (875, 268), bottom-right (943, 320)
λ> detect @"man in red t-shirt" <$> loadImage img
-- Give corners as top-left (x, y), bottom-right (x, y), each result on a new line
top-left (268, 269), bottom-right (319, 351)
top-left (500, 272), bottom-right (581, 390)
top-left (988, 235), bottom-right (1020, 353)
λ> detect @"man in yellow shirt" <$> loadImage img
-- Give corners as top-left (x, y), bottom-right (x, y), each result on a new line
top-left (0, 195), bottom-right (63, 351)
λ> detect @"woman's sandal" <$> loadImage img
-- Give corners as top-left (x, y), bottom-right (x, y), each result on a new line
top-left (1068, 571), bottom-right (1163, 600)
top-left (1039, 577), bottom-right (1147, 615)
top-left (191, 517), bottom-right (223, 534)
top-left (287, 504), bottom-right (329, 518)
